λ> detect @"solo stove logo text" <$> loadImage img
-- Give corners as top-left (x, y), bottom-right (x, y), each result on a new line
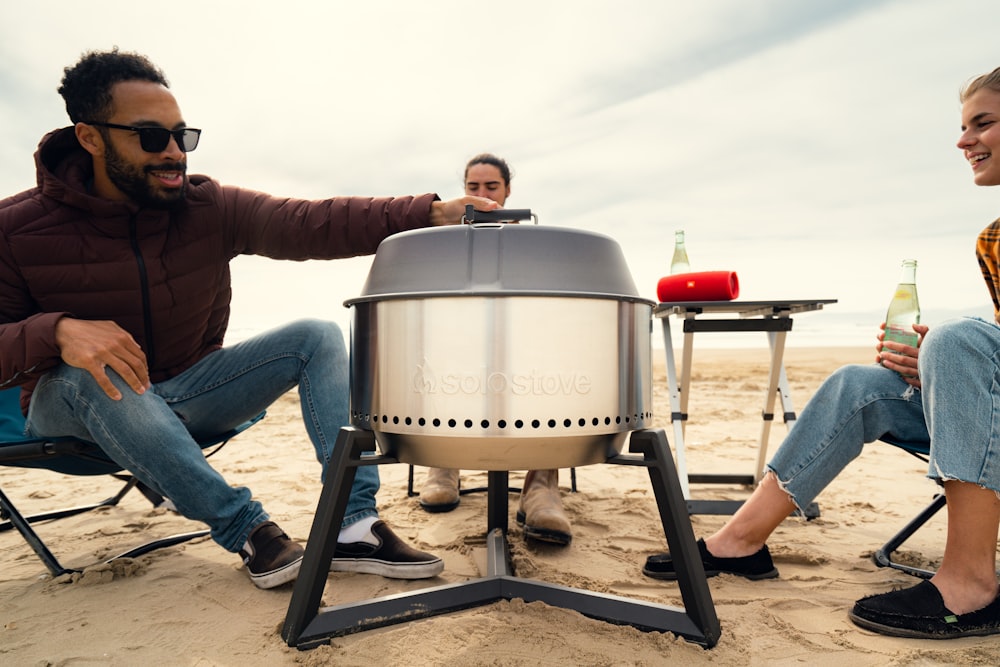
top-left (412, 363), bottom-right (592, 396)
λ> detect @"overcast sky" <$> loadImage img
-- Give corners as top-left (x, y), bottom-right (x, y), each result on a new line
top-left (2, 0), bottom-right (999, 346)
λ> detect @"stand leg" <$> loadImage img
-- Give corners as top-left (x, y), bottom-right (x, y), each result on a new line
top-left (627, 429), bottom-right (720, 645)
top-left (281, 426), bottom-right (373, 644)
top-left (487, 470), bottom-right (509, 534)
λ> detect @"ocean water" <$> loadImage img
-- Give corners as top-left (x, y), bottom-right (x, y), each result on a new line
top-left (224, 244), bottom-right (995, 353)
top-left (652, 305), bottom-right (994, 350)
top-left (650, 309), bottom-right (879, 351)
top-left (653, 308), bottom-right (884, 351)
top-left (227, 304), bottom-right (995, 352)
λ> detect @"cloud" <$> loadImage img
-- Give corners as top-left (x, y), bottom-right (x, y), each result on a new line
top-left (1, 0), bottom-right (999, 347)
top-left (568, 0), bottom-right (890, 115)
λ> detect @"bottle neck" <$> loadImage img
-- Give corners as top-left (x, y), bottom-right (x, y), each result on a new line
top-left (898, 262), bottom-right (917, 285)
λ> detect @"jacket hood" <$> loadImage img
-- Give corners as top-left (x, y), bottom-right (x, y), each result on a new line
top-left (35, 127), bottom-right (130, 218)
top-left (33, 127), bottom-right (213, 233)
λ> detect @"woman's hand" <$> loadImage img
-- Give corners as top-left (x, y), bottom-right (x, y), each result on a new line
top-left (876, 322), bottom-right (929, 388)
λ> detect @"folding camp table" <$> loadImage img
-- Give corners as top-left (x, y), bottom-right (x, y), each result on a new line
top-left (654, 299), bottom-right (836, 516)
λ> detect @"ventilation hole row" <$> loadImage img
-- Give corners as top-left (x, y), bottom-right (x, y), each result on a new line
top-left (352, 411), bottom-right (653, 430)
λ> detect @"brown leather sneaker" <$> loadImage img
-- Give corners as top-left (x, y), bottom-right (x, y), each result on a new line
top-left (516, 469), bottom-right (572, 545)
top-left (418, 467), bottom-right (461, 512)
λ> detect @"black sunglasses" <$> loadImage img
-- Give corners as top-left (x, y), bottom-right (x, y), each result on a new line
top-left (86, 122), bottom-right (202, 153)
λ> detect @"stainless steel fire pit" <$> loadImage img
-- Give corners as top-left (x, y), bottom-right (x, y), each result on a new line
top-left (346, 209), bottom-right (654, 470)
top-left (286, 216), bottom-right (720, 646)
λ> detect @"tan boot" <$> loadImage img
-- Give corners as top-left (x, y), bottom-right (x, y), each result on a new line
top-left (516, 469), bottom-right (572, 545)
top-left (418, 467), bottom-right (460, 512)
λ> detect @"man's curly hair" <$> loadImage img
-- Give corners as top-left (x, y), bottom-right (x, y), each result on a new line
top-left (58, 47), bottom-right (169, 124)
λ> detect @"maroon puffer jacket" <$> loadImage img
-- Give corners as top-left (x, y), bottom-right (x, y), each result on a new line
top-left (0, 127), bottom-right (439, 412)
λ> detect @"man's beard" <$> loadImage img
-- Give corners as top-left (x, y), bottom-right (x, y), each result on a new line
top-left (104, 143), bottom-right (187, 210)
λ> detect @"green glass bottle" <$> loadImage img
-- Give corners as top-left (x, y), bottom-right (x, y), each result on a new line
top-left (670, 230), bottom-right (691, 274)
top-left (883, 259), bottom-right (920, 353)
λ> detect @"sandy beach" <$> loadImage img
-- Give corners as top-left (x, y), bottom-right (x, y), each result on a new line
top-left (2, 346), bottom-right (998, 666)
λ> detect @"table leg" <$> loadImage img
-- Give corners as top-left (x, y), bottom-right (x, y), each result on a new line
top-left (754, 313), bottom-right (795, 483)
top-left (660, 316), bottom-right (690, 498)
top-left (680, 313), bottom-right (695, 442)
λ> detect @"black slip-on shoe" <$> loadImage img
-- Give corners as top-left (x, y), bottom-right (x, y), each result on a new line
top-left (850, 580), bottom-right (1000, 639)
top-left (642, 537), bottom-right (778, 581)
top-left (331, 520), bottom-right (444, 579)
top-left (239, 521), bottom-right (304, 589)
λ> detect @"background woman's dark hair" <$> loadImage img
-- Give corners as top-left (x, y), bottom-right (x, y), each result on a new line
top-left (58, 47), bottom-right (169, 124)
top-left (464, 153), bottom-right (512, 186)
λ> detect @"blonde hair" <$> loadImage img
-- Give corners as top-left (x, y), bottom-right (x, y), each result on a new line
top-left (961, 67), bottom-right (1000, 102)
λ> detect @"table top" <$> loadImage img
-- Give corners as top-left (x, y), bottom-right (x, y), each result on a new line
top-left (653, 299), bottom-right (837, 318)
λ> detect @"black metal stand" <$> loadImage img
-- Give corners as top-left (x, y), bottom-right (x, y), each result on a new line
top-left (281, 426), bottom-right (720, 650)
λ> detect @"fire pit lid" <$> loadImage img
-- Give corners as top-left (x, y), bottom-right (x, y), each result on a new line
top-left (346, 218), bottom-right (651, 305)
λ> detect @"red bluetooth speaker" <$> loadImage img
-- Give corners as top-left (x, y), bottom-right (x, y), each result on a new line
top-left (657, 270), bottom-right (739, 302)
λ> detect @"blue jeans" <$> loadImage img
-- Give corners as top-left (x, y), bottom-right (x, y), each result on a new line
top-left (25, 319), bottom-right (379, 552)
top-left (768, 317), bottom-right (1000, 512)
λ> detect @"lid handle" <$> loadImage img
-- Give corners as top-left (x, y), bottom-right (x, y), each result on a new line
top-left (463, 205), bottom-right (537, 225)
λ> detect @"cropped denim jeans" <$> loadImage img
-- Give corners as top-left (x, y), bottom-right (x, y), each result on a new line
top-left (25, 319), bottom-right (378, 553)
top-left (768, 317), bottom-right (1000, 512)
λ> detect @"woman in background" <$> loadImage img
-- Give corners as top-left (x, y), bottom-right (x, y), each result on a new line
top-left (417, 153), bottom-right (573, 546)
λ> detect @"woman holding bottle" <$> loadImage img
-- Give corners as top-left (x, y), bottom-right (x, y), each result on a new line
top-left (416, 153), bottom-right (573, 546)
top-left (643, 68), bottom-right (1000, 639)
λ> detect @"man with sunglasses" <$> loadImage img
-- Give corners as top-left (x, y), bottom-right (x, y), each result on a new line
top-left (0, 48), bottom-right (497, 589)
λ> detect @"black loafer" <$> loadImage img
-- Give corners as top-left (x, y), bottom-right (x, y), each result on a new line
top-left (643, 538), bottom-right (778, 581)
top-left (850, 580), bottom-right (1000, 639)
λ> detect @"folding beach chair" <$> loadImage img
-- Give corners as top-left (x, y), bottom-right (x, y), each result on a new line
top-left (871, 435), bottom-right (945, 579)
top-left (0, 387), bottom-right (265, 577)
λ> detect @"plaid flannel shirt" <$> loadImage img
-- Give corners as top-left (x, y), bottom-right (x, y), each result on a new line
top-left (976, 218), bottom-right (1000, 321)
